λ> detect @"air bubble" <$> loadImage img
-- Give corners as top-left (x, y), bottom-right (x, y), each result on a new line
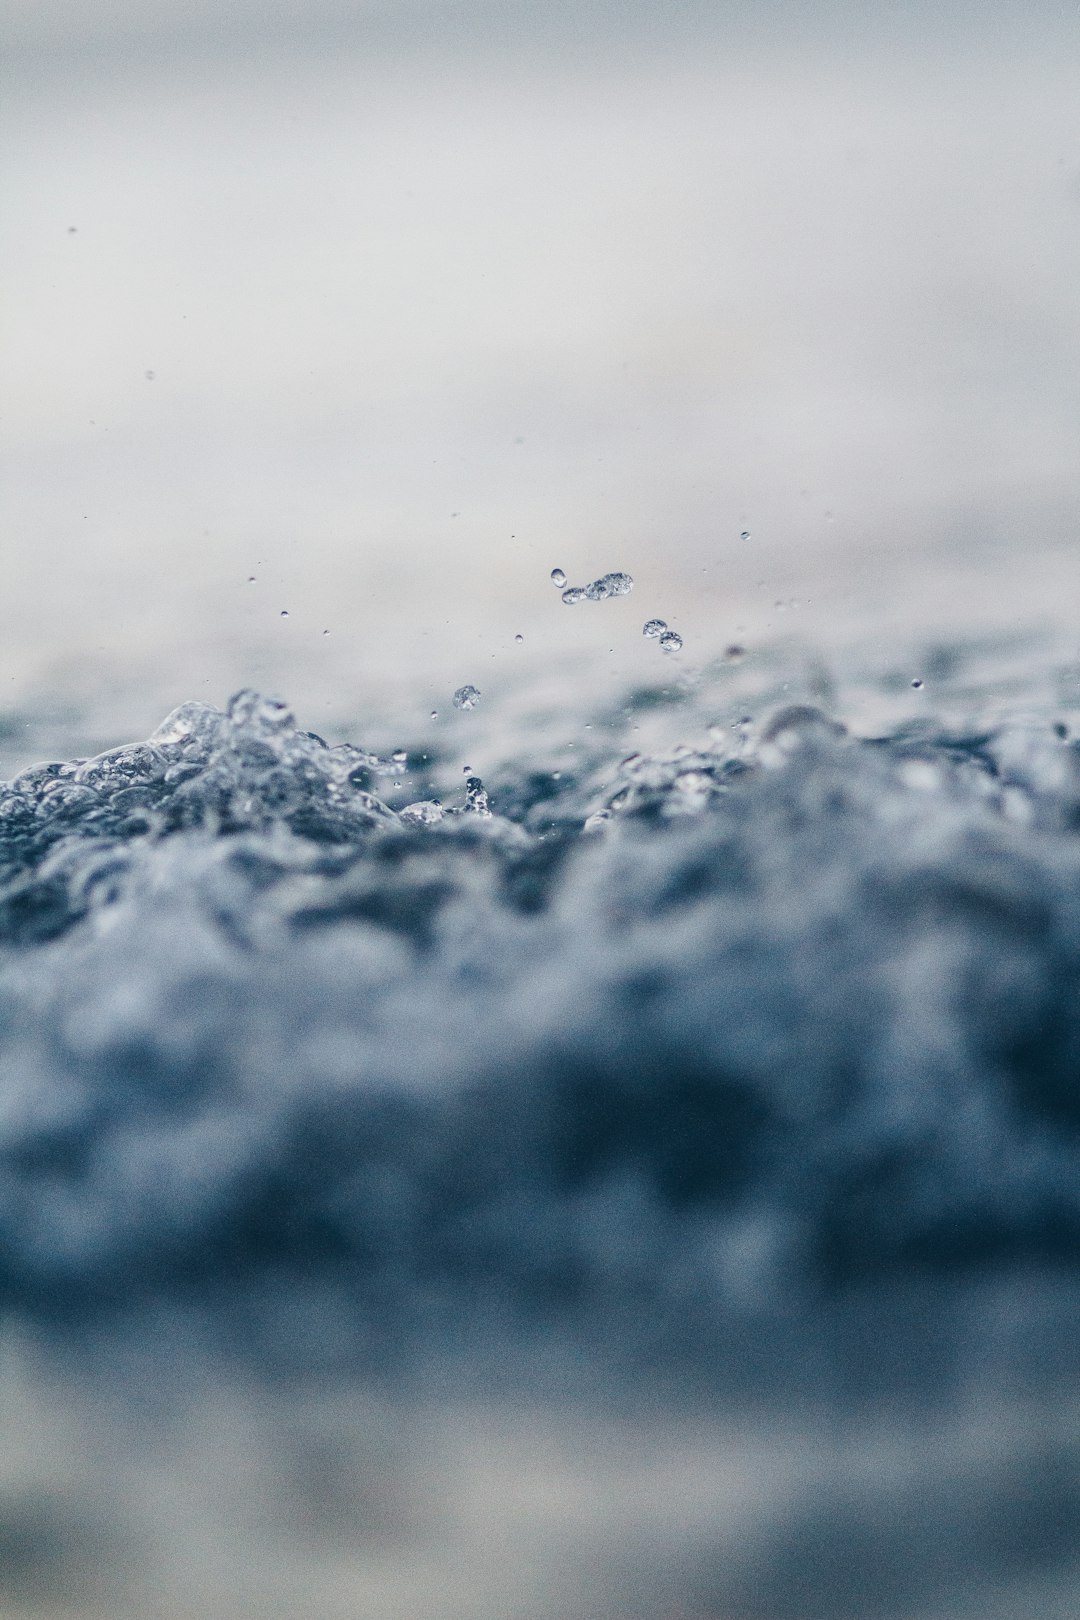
top-left (643, 619), bottom-right (667, 638)
top-left (659, 631), bottom-right (683, 653)
top-left (453, 685), bottom-right (481, 710)
top-left (550, 568), bottom-right (567, 587)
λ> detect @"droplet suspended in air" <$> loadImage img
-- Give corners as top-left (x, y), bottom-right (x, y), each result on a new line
top-left (597, 571), bottom-right (633, 597)
top-left (514, 633), bottom-right (524, 643)
top-left (280, 609), bottom-right (289, 617)
top-left (561, 586), bottom-right (586, 605)
top-left (659, 630), bottom-right (683, 653)
top-left (911, 678), bottom-right (924, 689)
top-left (550, 568), bottom-right (567, 588)
top-left (453, 685), bottom-right (481, 710)
top-left (740, 530), bottom-right (751, 541)
top-left (643, 618), bottom-right (667, 638)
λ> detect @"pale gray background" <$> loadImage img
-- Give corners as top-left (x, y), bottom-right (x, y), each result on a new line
top-left (3, 0), bottom-right (1079, 753)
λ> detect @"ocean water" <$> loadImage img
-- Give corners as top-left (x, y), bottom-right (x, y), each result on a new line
top-left (2, 589), bottom-right (1080, 1618)
top-left (6, 3), bottom-right (1080, 1613)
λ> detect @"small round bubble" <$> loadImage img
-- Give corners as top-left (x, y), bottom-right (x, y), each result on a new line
top-left (550, 568), bottom-right (567, 588)
top-left (659, 631), bottom-right (683, 653)
top-left (453, 685), bottom-right (481, 711)
top-left (643, 619), bottom-right (667, 638)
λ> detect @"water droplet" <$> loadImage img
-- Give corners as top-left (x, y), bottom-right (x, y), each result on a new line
top-left (561, 586), bottom-right (586, 605)
top-left (642, 618), bottom-right (667, 638)
top-left (740, 530), bottom-right (751, 541)
top-left (550, 568), bottom-right (567, 587)
top-left (659, 631), bottom-right (683, 653)
top-left (514, 633), bottom-right (524, 643)
top-left (463, 764), bottom-right (473, 774)
top-left (247, 575), bottom-right (256, 583)
top-left (391, 749), bottom-right (408, 766)
top-left (599, 571), bottom-right (634, 597)
top-left (430, 711), bottom-right (438, 721)
top-left (280, 609), bottom-right (289, 617)
top-left (724, 644), bottom-right (745, 662)
top-left (453, 685), bottom-right (481, 710)
top-left (911, 678), bottom-right (924, 689)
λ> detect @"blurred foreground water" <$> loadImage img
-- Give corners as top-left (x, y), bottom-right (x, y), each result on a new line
top-left (2, 581), bottom-right (1080, 1617)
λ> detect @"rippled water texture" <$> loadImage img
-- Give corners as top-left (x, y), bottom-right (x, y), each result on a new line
top-left (2, 633), bottom-right (1080, 1618)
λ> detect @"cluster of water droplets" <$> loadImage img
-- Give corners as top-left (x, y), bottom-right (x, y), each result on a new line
top-left (642, 617), bottom-right (683, 653)
top-left (553, 569), bottom-right (634, 606)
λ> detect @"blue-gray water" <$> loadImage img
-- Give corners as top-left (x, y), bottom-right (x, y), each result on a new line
top-left (3, 620), bottom-right (1080, 1618)
top-left (6, 1), bottom-right (1080, 1612)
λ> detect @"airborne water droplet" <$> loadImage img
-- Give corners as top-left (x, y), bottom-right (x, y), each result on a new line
top-left (453, 685), bottom-right (481, 710)
top-left (643, 619), bottom-right (667, 639)
top-left (911, 678), bottom-right (924, 689)
top-left (561, 586), bottom-right (586, 605)
top-left (550, 568), bottom-right (567, 588)
top-left (514, 634), bottom-right (524, 643)
top-left (659, 631), bottom-right (683, 653)
top-left (740, 530), bottom-right (751, 540)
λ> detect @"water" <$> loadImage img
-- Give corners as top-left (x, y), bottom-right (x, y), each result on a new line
top-left (2, 615), bottom-right (1080, 1616)
top-left (5, 8), bottom-right (1080, 1615)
